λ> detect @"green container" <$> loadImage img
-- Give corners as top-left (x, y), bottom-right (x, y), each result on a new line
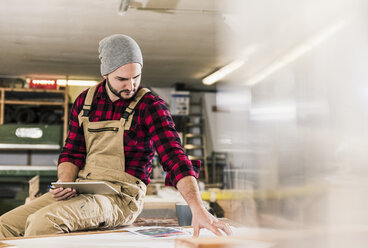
top-left (0, 124), bottom-right (62, 147)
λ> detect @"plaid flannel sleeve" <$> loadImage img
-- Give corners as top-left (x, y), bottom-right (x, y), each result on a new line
top-left (144, 96), bottom-right (201, 187)
top-left (57, 91), bottom-right (87, 169)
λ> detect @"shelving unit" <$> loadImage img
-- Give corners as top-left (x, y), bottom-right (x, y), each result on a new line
top-left (0, 87), bottom-right (69, 141)
top-left (183, 97), bottom-right (208, 183)
top-left (0, 87), bottom-right (68, 211)
top-left (0, 87), bottom-right (69, 167)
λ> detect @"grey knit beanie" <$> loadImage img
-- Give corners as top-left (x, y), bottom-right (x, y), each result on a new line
top-left (98, 34), bottom-right (143, 76)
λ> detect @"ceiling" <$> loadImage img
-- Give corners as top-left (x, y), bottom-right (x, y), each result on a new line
top-left (0, 0), bottom-right (362, 90)
top-left (0, 0), bottom-right (232, 90)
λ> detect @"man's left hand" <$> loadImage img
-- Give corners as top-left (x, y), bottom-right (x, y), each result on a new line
top-left (191, 207), bottom-right (232, 237)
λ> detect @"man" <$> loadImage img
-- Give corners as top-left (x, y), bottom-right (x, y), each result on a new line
top-left (0, 34), bottom-right (232, 238)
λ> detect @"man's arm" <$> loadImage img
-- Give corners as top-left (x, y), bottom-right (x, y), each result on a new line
top-left (54, 89), bottom-right (88, 201)
top-left (176, 176), bottom-right (232, 237)
top-left (57, 162), bottom-right (79, 181)
top-left (49, 162), bottom-right (79, 201)
top-left (142, 97), bottom-right (229, 235)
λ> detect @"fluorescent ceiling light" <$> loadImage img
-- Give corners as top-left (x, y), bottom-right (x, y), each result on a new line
top-left (57, 80), bottom-right (98, 86)
top-left (202, 59), bottom-right (245, 85)
top-left (202, 45), bottom-right (256, 86)
top-left (245, 20), bottom-right (347, 86)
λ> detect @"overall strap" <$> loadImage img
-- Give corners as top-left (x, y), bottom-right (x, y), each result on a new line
top-left (78, 84), bottom-right (99, 126)
top-left (121, 88), bottom-right (150, 130)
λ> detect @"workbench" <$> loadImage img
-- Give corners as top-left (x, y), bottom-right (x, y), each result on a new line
top-left (0, 219), bottom-right (262, 248)
top-left (2, 223), bottom-right (365, 248)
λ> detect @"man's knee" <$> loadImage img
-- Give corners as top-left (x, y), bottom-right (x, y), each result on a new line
top-left (0, 214), bottom-right (19, 238)
top-left (24, 211), bottom-right (66, 237)
top-left (0, 217), bottom-right (8, 238)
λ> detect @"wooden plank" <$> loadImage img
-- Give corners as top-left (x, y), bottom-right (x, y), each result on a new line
top-left (0, 229), bottom-right (129, 241)
top-left (2, 88), bottom-right (65, 94)
top-left (0, 89), bottom-right (4, 125)
top-left (63, 86), bottom-right (69, 142)
top-left (0, 241), bottom-right (14, 247)
top-left (4, 100), bottom-right (64, 106)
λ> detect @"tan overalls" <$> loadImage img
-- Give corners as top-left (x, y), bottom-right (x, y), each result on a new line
top-left (0, 86), bottom-right (149, 238)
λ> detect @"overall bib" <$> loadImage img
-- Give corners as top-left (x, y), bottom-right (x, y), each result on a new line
top-left (77, 85), bottom-right (149, 201)
top-left (0, 86), bottom-right (149, 237)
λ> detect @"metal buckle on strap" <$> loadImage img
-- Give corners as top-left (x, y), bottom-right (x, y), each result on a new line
top-left (82, 104), bottom-right (91, 117)
top-left (121, 111), bottom-right (130, 119)
top-left (82, 109), bottom-right (90, 116)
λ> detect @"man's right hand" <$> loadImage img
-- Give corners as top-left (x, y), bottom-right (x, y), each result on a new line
top-left (52, 162), bottom-right (80, 200)
top-left (50, 186), bottom-right (77, 201)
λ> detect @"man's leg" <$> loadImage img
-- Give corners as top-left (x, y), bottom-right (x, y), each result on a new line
top-left (24, 193), bottom-right (138, 237)
top-left (0, 192), bottom-right (56, 238)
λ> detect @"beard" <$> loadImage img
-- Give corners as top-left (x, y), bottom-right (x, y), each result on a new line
top-left (106, 77), bottom-right (136, 100)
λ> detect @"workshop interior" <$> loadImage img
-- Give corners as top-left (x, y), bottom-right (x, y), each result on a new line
top-left (0, 0), bottom-right (367, 247)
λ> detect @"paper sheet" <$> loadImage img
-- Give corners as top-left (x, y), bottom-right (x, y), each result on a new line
top-left (125, 226), bottom-right (191, 238)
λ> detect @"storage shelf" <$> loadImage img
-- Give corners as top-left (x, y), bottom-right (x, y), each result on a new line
top-left (184, 133), bottom-right (203, 138)
top-left (186, 123), bottom-right (202, 127)
top-left (0, 87), bottom-right (69, 142)
top-left (188, 155), bottom-right (204, 160)
top-left (184, 144), bottom-right (204, 149)
top-left (4, 100), bottom-right (64, 106)
top-left (2, 88), bottom-right (65, 93)
top-left (0, 165), bottom-right (57, 177)
top-left (0, 143), bottom-right (60, 150)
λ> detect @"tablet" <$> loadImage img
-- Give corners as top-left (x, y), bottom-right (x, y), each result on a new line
top-left (51, 182), bottom-right (119, 195)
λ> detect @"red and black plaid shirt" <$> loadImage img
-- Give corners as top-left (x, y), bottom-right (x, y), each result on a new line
top-left (58, 81), bottom-right (200, 187)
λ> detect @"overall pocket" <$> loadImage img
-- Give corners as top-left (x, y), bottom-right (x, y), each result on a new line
top-left (88, 127), bottom-right (119, 132)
